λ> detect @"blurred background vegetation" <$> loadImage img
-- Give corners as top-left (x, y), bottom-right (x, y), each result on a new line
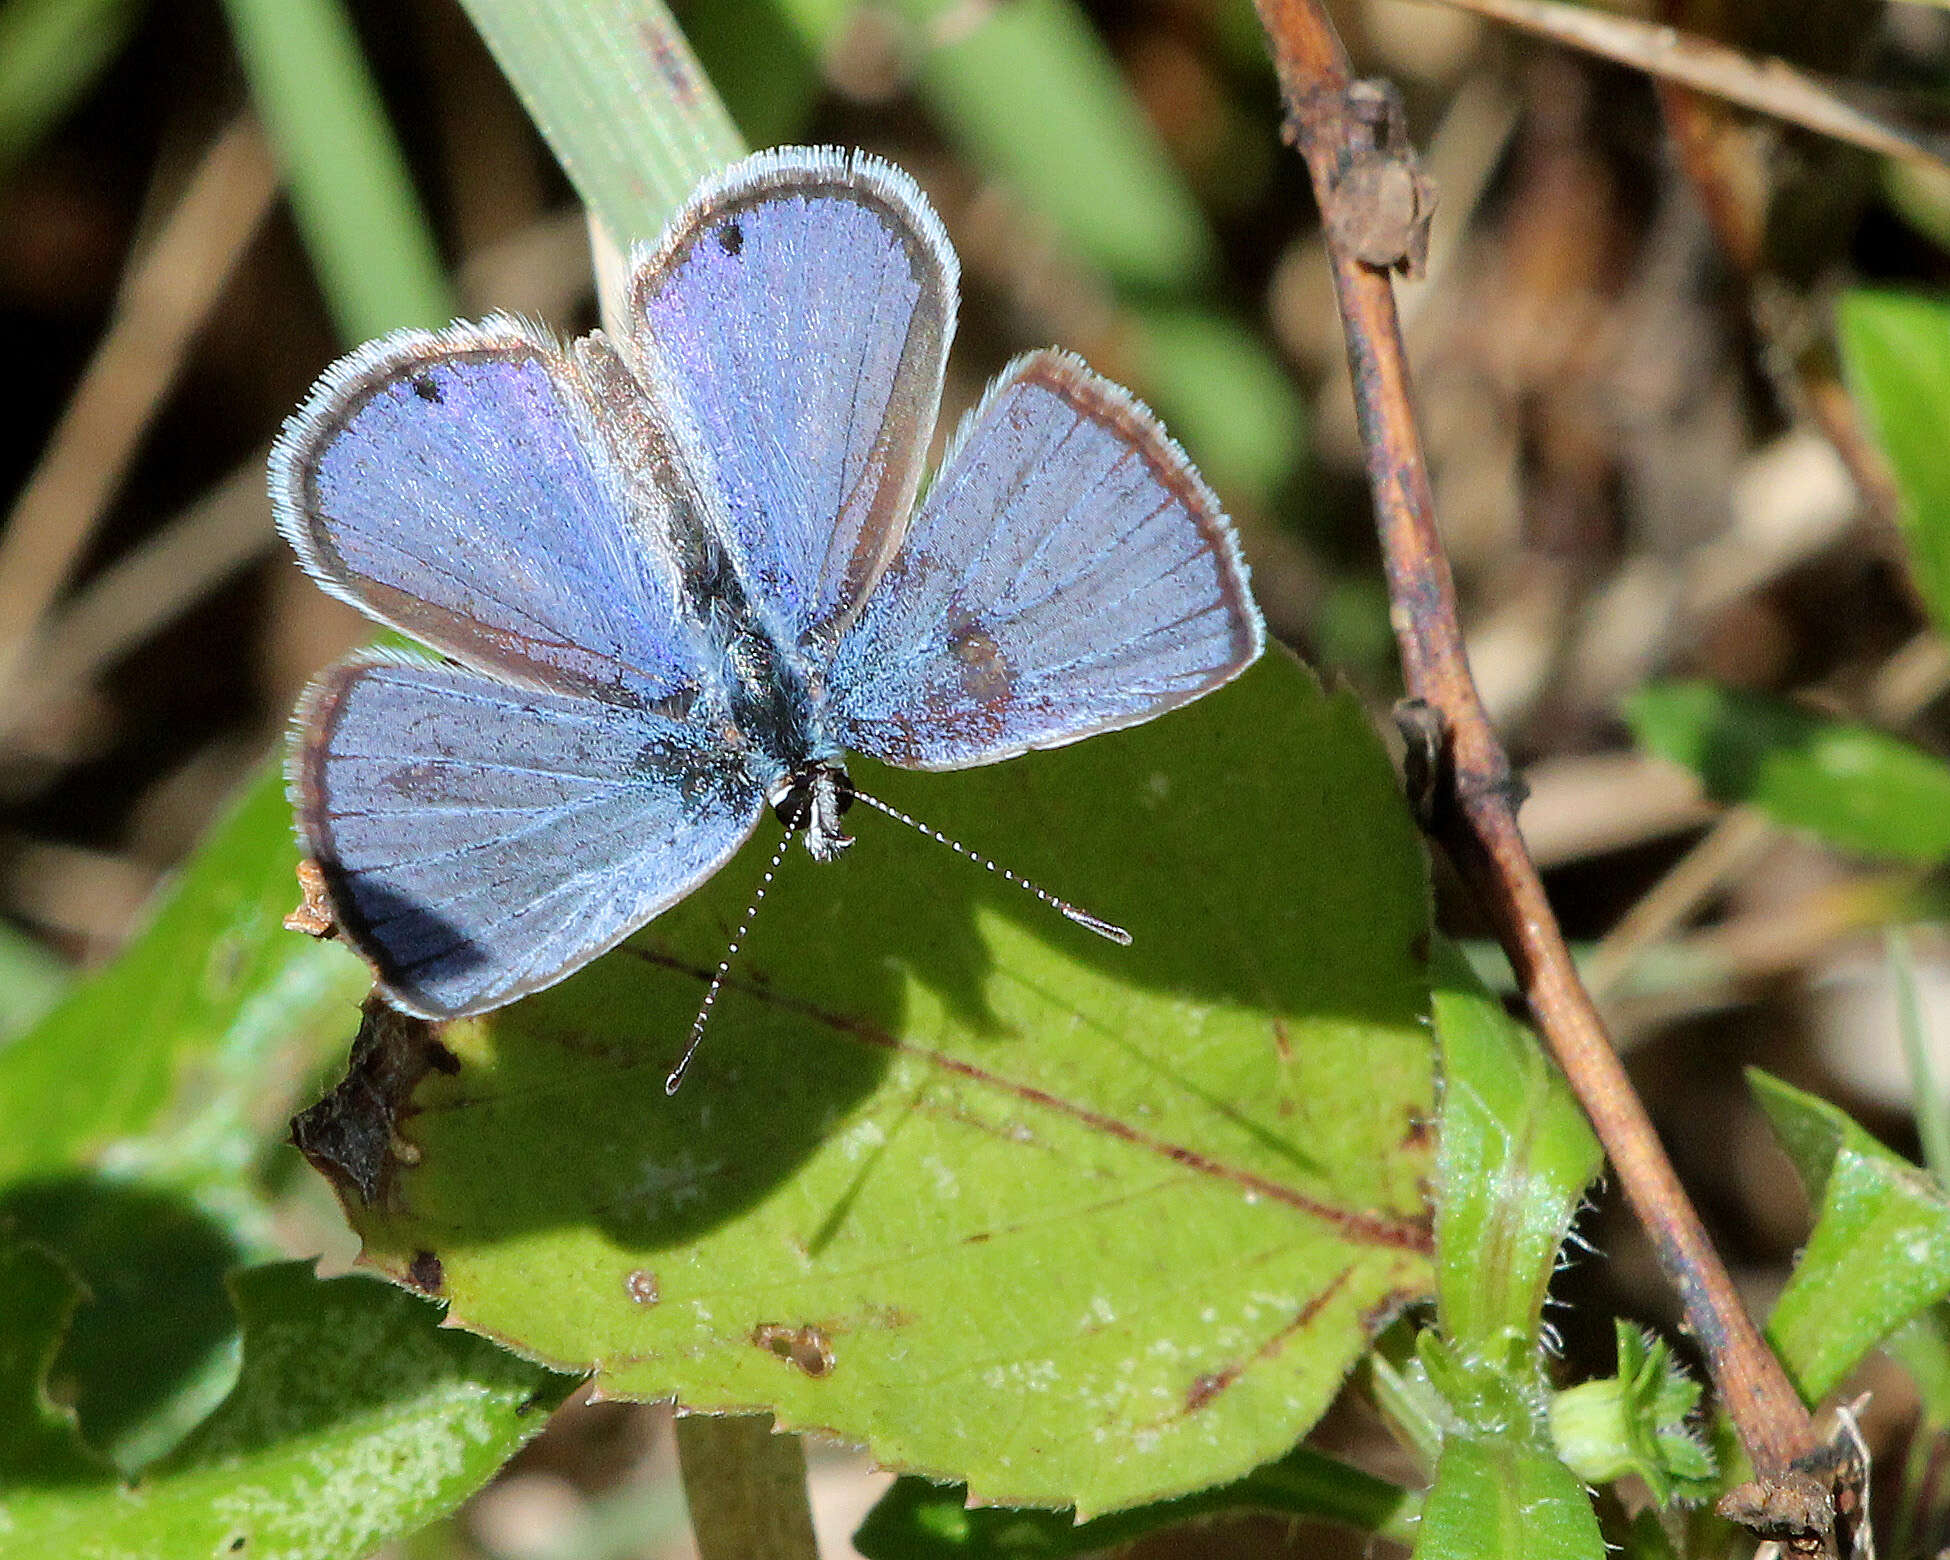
top-left (4, 0), bottom-right (1950, 1553)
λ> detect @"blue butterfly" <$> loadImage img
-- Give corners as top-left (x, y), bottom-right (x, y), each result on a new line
top-left (275, 146), bottom-right (1264, 1061)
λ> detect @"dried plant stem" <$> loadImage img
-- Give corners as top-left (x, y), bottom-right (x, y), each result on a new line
top-left (0, 116), bottom-right (276, 697)
top-left (1429, 0), bottom-right (1950, 175)
top-left (674, 1414), bottom-right (821, 1560)
top-left (1250, 0), bottom-right (1823, 1504)
top-left (1583, 808), bottom-right (1776, 1001)
top-left (1656, 79), bottom-right (1906, 537)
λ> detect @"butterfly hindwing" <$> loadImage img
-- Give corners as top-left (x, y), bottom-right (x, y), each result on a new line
top-left (272, 319), bottom-right (707, 705)
top-left (625, 147), bottom-right (957, 652)
top-left (291, 656), bottom-right (764, 1017)
top-left (831, 350), bottom-right (1264, 771)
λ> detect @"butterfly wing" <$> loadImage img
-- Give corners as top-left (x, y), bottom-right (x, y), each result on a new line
top-left (624, 147), bottom-right (956, 651)
top-left (272, 319), bottom-right (709, 704)
top-left (830, 351), bottom-right (1264, 770)
top-left (291, 655), bottom-right (765, 1017)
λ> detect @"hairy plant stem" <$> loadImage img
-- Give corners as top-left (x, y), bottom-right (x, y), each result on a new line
top-left (1249, 0), bottom-right (1824, 1511)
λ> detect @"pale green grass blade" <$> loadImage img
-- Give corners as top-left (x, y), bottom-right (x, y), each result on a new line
top-left (1890, 926), bottom-right (1950, 1189)
top-left (459, 0), bottom-right (743, 245)
top-left (222, 0), bottom-right (456, 341)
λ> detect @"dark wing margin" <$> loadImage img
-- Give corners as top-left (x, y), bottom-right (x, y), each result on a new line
top-left (830, 350), bottom-right (1264, 770)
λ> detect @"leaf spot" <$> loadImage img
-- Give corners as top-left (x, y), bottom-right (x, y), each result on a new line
top-left (753, 1323), bottom-right (835, 1377)
top-left (406, 1250), bottom-right (443, 1294)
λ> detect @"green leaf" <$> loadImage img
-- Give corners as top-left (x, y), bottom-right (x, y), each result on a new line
top-left (1413, 1433), bottom-right (1605, 1560)
top-left (1753, 1070), bottom-right (1950, 1401)
top-left (0, 923), bottom-right (66, 1045)
top-left (313, 654), bottom-right (1434, 1515)
top-left (0, 1262), bottom-right (575, 1559)
top-left (222, 0), bottom-right (457, 341)
top-left (1430, 940), bottom-right (1601, 1373)
top-left (0, 1176), bottom-right (249, 1471)
top-left (1625, 681), bottom-right (1950, 864)
top-left (0, 1241), bottom-right (112, 1487)
top-left (853, 1447), bottom-right (1418, 1558)
top-left (1837, 290), bottom-right (1950, 637)
top-left (1887, 1305), bottom-right (1950, 1425)
top-left (0, 771), bottom-right (367, 1199)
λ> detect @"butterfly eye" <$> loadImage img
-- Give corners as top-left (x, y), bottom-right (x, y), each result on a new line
top-left (768, 771), bottom-right (813, 831)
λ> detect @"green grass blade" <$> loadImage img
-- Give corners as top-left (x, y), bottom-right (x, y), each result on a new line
top-left (891, 0), bottom-right (1218, 290)
top-left (458, 0), bottom-right (743, 245)
top-left (221, 0), bottom-right (456, 341)
top-left (0, 0), bottom-right (143, 176)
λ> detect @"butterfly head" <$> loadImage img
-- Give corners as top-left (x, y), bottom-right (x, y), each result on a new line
top-left (768, 761), bottom-right (855, 862)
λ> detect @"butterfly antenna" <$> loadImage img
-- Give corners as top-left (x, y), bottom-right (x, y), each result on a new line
top-left (666, 825), bottom-right (794, 1096)
top-left (846, 787), bottom-right (1131, 945)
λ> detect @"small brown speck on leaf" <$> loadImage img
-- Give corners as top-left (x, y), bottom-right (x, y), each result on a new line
top-left (1185, 1370), bottom-right (1233, 1412)
top-left (753, 1323), bottom-right (836, 1377)
top-left (626, 1269), bottom-right (660, 1305)
top-left (407, 1250), bottom-right (443, 1293)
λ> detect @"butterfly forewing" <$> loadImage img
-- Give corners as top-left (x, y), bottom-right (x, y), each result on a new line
top-left (831, 350), bottom-right (1264, 770)
top-left (625, 148), bottom-right (957, 651)
top-left (272, 319), bottom-right (705, 705)
top-left (292, 657), bottom-right (764, 1017)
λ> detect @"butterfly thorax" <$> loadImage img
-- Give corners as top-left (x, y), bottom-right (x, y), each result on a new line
top-left (710, 605), bottom-right (853, 860)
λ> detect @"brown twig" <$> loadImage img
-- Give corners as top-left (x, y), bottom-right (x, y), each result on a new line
top-left (1249, 0), bottom-right (1834, 1541)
